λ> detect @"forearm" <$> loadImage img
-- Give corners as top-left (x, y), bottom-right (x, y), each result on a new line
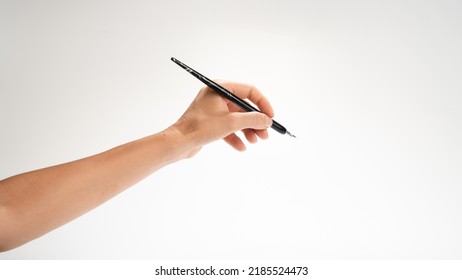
top-left (0, 126), bottom-right (191, 251)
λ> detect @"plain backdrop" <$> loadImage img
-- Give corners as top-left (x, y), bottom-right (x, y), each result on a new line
top-left (1, 0), bottom-right (461, 259)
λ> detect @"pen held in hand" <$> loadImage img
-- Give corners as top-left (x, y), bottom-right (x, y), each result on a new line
top-left (171, 57), bottom-right (296, 138)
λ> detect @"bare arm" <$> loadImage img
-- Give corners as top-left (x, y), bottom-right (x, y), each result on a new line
top-left (0, 82), bottom-right (273, 252)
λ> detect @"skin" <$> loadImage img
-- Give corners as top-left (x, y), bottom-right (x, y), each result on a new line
top-left (0, 81), bottom-right (274, 252)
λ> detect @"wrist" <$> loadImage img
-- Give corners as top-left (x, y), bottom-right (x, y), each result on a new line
top-left (162, 121), bottom-right (202, 161)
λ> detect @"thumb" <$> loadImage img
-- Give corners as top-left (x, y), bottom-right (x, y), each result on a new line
top-left (229, 112), bottom-right (273, 131)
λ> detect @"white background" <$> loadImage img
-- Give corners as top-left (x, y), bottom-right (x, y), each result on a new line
top-left (1, 0), bottom-right (461, 259)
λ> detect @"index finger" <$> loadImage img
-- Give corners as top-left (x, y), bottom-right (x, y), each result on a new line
top-left (217, 81), bottom-right (275, 118)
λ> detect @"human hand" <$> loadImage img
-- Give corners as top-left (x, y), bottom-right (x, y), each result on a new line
top-left (171, 81), bottom-right (274, 156)
top-left (0, 82), bottom-right (273, 252)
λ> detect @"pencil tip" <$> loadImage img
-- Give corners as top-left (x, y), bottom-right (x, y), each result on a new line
top-left (286, 131), bottom-right (296, 138)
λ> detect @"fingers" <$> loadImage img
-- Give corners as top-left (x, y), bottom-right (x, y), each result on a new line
top-left (220, 112), bottom-right (272, 150)
top-left (224, 128), bottom-right (269, 151)
top-left (228, 112), bottom-right (273, 132)
top-left (242, 129), bottom-right (258, 143)
top-left (224, 133), bottom-right (246, 151)
top-left (243, 129), bottom-right (268, 143)
top-left (217, 81), bottom-right (275, 118)
top-left (242, 128), bottom-right (269, 143)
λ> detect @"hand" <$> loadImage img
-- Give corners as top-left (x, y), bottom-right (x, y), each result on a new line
top-left (0, 81), bottom-right (275, 252)
top-left (172, 81), bottom-right (274, 155)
